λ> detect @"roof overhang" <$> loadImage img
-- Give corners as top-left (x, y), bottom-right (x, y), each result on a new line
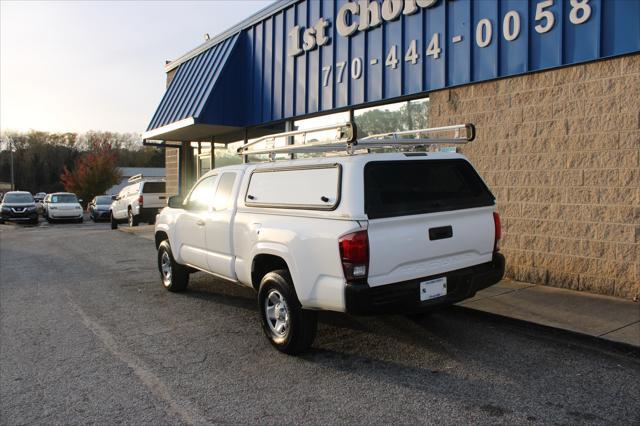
top-left (145, 33), bottom-right (241, 138)
top-left (142, 117), bottom-right (243, 143)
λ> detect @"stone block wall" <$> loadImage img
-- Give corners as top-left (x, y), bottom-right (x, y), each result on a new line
top-left (429, 54), bottom-right (639, 299)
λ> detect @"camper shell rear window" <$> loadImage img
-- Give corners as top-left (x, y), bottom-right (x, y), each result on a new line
top-left (142, 182), bottom-right (166, 193)
top-left (364, 159), bottom-right (494, 219)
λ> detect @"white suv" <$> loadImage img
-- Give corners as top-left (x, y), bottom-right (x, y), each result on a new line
top-left (110, 178), bottom-right (166, 228)
top-left (154, 124), bottom-right (504, 354)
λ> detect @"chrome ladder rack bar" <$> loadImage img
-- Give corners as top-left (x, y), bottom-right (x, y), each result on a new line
top-left (240, 122), bottom-right (355, 152)
top-left (238, 123), bottom-right (475, 158)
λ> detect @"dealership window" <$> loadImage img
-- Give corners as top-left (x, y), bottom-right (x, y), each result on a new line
top-left (242, 123), bottom-right (291, 163)
top-left (293, 111), bottom-right (350, 158)
top-left (206, 97), bottom-right (430, 168)
top-left (354, 98), bottom-right (429, 137)
top-left (190, 141), bottom-right (212, 178)
top-left (214, 141), bottom-right (243, 167)
top-left (289, 98), bottom-right (429, 157)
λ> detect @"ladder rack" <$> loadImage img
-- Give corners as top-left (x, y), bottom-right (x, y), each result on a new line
top-left (127, 173), bottom-right (165, 183)
top-left (237, 122), bottom-right (475, 160)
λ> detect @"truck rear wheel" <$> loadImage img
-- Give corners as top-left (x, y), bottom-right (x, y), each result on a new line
top-left (157, 240), bottom-right (189, 292)
top-left (128, 209), bottom-right (139, 227)
top-left (258, 269), bottom-right (317, 355)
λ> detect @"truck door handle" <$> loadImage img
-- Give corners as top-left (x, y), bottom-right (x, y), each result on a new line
top-left (429, 226), bottom-right (452, 241)
top-left (196, 219), bottom-right (205, 226)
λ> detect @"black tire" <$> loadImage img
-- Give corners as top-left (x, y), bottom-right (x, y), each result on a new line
top-left (30, 217), bottom-right (38, 225)
top-left (0, 220), bottom-right (5, 224)
top-left (258, 269), bottom-right (317, 355)
top-left (77, 217), bottom-right (83, 223)
top-left (128, 209), bottom-right (139, 227)
top-left (110, 212), bottom-right (118, 229)
top-left (157, 240), bottom-right (189, 292)
top-left (45, 213), bottom-right (52, 223)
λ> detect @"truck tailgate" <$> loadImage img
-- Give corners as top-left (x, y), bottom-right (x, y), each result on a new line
top-left (142, 181), bottom-right (167, 208)
top-left (142, 193), bottom-right (167, 208)
top-left (363, 158), bottom-right (496, 287)
top-left (367, 207), bottom-right (495, 287)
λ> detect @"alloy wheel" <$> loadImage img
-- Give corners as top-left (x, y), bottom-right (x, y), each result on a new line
top-left (160, 250), bottom-right (172, 287)
top-left (264, 290), bottom-right (290, 338)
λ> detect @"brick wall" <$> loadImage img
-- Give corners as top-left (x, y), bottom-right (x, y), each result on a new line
top-left (430, 54), bottom-right (639, 300)
top-left (165, 148), bottom-right (179, 196)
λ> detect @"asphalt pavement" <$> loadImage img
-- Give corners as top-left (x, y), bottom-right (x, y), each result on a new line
top-left (1, 218), bottom-right (639, 425)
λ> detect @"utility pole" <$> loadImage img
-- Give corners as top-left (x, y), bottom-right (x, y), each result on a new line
top-left (9, 137), bottom-right (15, 191)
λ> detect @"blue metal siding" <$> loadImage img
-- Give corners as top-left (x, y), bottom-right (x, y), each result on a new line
top-left (148, 0), bottom-right (640, 133)
top-left (284, 6), bottom-right (297, 118)
top-left (602, 0), bottom-right (640, 57)
top-left (295, 2), bottom-right (308, 116)
top-left (147, 33), bottom-right (240, 131)
top-left (307, 0), bottom-right (321, 114)
top-left (499, 0), bottom-right (529, 76)
top-left (321, 1), bottom-right (336, 111)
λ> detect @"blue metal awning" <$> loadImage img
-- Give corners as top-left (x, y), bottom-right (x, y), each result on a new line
top-left (143, 33), bottom-right (241, 141)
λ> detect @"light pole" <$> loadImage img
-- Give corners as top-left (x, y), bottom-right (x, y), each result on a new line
top-left (7, 136), bottom-right (15, 191)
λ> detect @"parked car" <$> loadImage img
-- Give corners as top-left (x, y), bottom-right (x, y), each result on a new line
top-left (88, 195), bottom-right (113, 221)
top-left (0, 191), bottom-right (39, 224)
top-left (110, 176), bottom-right (166, 229)
top-left (42, 192), bottom-right (84, 223)
top-left (153, 124), bottom-right (504, 354)
top-left (34, 193), bottom-right (47, 215)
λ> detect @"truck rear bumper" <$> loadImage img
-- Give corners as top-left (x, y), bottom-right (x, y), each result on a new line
top-left (137, 207), bottom-right (161, 221)
top-left (345, 253), bottom-right (505, 315)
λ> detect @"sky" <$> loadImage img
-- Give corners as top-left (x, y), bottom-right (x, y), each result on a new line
top-left (0, 0), bottom-right (273, 134)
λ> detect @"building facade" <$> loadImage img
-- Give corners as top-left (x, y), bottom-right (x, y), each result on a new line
top-left (144, 0), bottom-right (639, 299)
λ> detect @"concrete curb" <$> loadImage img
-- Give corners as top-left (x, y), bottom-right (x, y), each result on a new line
top-left (451, 305), bottom-right (640, 356)
top-left (457, 280), bottom-right (640, 349)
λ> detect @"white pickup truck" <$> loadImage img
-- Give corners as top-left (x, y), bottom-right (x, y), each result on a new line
top-left (111, 178), bottom-right (167, 228)
top-left (154, 124), bottom-right (504, 354)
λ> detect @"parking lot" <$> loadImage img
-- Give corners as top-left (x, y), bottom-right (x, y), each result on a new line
top-left (1, 218), bottom-right (639, 425)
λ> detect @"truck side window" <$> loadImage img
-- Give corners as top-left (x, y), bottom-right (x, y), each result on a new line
top-left (186, 175), bottom-right (217, 210)
top-left (213, 173), bottom-right (237, 211)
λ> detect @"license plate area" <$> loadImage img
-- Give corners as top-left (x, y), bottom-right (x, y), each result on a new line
top-left (419, 277), bottom-right (447, 301)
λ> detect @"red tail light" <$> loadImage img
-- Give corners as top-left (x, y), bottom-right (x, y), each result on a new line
top-left (138, 195), bottom-right (144, 206)
top-left (493, 212), bottom-right (501, 252)
top-left (339, 230), bottom-right (369, 283)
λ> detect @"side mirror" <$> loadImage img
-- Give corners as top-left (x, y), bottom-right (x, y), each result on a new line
top-left (78, 199), bottom-right (83, 204)
top-left (168, 195), bottom-right (184, 208)
top-left (111, 195), bottom-right (117, 201)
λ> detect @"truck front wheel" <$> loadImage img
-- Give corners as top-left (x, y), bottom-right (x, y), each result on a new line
top-left (258, 270), bottom-right (317, 355)
top-left (157, 240), bottom-right (189, 292)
